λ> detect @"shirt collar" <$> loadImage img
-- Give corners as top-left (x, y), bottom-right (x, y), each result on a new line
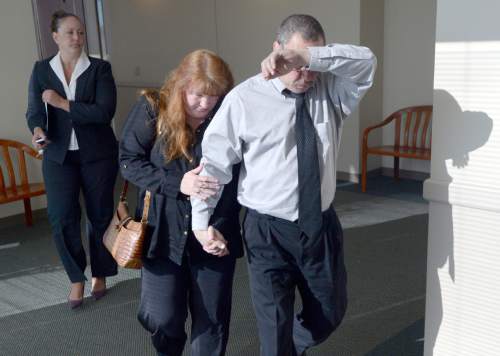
top-left (270, 76), bottom-right (314, 97)
top-left (73, 51), bottom-right (91, 80)
top-left (270, 77), bottom-right (286, 94)
top-left (49, 51), bottom-right (91, 86)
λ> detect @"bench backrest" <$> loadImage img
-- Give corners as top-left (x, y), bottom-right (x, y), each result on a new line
top-left (392, 105), bottom-right (433, 150)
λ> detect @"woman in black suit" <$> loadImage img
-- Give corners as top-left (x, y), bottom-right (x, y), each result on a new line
top-left (119, 49), bottom-right (242, 356)
top-left (26, 10), bottom-right (118, 308)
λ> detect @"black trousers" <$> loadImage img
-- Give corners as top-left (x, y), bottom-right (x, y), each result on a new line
top-left (243, 206), bottom-right (347, 356)
top-left (138, 255), bottom-right (236, 356)
top-left (42, 151), bottom-right (118, 283)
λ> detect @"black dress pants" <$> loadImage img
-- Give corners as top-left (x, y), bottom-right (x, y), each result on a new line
top-left (138, 255), bottom-right (236, 356)
top-left (42, 151), bottom-right (118, 283)
top-left (243, 206), bottom-right (347, 356)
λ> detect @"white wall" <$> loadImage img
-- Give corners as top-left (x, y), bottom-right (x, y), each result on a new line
top-left (0, 1), bottom-right (45, 219)
top-left (382, 0), bottom-right (436, 174)
top-left (424, 0), bottom-right (500, 355)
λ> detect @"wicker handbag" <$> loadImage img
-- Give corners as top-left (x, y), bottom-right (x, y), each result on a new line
top-left (103, 181), bottom-right (151, 269)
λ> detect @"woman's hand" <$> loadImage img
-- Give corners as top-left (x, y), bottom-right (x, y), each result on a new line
top-left (32, 127), bottom-right (49, 150)
top-left (193, 226), bottom-right (229, 257)
top-left (180, 164), bottom-right (220, 200)
top-left (42, 89), bottom-right (69, 111)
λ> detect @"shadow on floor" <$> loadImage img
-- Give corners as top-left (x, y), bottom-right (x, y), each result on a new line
top-left (365, 318), bottom-right (425, 356)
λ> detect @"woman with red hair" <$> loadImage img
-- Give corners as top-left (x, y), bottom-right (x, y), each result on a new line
top-left (119, 49), bottom-right (242, 356)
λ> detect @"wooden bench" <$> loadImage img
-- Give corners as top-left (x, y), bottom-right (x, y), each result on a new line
top-left (361, 105), bottom-right (433, 192)
top-left (0, 139), bottom-right (46, 226)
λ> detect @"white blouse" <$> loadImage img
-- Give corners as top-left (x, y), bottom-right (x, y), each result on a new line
top-left (49, 51), bottom-right (90, 150)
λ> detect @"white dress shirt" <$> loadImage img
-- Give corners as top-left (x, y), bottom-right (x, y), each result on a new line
top-left (49, 51), bottom-right (91, 150)
top-left (191, 43), bottom-right (377, 230)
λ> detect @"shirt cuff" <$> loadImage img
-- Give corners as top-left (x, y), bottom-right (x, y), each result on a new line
top-left (191, 213), bottom-right (210, 231)
top-left (307, 46), bottom-right (331, 72)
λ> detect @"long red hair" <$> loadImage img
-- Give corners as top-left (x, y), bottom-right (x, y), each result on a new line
top-left (143, 49), bottom-right (233, 162)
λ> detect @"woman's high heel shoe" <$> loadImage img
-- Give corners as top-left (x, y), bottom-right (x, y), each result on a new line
top-left (68, 282), bottom-right (84, 309)
top-left (68, 298), bottom-right (83, 309)
top-left (91, 277), bottom-right (107, 300)
top-left (91, 288), bottom-right (107, 300)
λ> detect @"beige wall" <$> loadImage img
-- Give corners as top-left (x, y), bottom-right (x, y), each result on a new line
top-left (217, 0), bottom-right (362, 175)
top-left (382, 0), bottom-right (436, 174)
top-left (105, 0), bottom-right (218, 142)
top-left (215, 0), bottom-right (361, 83)
top-left (0, 1), bottom-right (45, 219)
top-left (105, 0), bottom-right (218, 86)
top-left (359, 0), bottom-right (385, 176)
top-left (0, 0), bottom-right (437, 218)
top-left (107, 0), bottom-right (363, 176)
top-left (0, 1), bottom-right (364, 219)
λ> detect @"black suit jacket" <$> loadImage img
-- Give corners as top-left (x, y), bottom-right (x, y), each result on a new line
top-left (26, 55), bottom-right (118, 164)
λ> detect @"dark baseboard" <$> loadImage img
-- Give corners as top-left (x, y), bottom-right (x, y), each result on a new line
top-left (380, 167), bottom-right (430, 181)
top-left (337, 171), bottom-right (360, 183)
top-left (0, 208), bottom-right (48, 230)
top-left (338, 167), bottom-right (430, 183)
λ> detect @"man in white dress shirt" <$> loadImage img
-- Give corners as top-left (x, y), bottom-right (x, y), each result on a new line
top-left (191, 14), bottom-right (377, 356)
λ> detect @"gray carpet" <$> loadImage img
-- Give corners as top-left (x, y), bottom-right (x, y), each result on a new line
top-left (0, 177), bottom-right (427, 356)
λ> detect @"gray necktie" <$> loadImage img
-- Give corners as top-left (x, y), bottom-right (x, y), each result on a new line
top-left (285, 90), bottom-right (322, 238)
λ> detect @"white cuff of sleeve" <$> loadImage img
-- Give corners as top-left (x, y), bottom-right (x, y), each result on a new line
top-left (307, 46), bottom-right (331, 72)
top-left (191, 214), bottom-right (210, 231)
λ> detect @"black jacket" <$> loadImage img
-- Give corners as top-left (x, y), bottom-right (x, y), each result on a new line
top-left (26, 56), bottom-right (118, 164)
top-left (119, 96), bottom-right (243, 264)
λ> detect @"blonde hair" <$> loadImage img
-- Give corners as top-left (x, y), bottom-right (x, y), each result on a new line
top-left (142, 49), bottom-right (233, 162)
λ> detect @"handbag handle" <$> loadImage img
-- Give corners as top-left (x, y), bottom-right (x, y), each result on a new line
top-left (120, 180), bottom-right (151, 224)
top-left (119, 181), bottom-right (129, 202)
top-left (141, 191), bottom-right (151, 224)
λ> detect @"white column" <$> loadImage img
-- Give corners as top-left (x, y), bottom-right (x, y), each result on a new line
top-left (424, 1), bottom-right (500, 355)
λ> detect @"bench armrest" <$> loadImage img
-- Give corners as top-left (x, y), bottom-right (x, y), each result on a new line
top-left (362, 114), bottom-right (398, 148)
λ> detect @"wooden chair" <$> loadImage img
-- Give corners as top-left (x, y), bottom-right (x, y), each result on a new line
top-left (361, 105), bottom-right (433, 192)
top-left (0, 139), bottom-right (45, 226)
